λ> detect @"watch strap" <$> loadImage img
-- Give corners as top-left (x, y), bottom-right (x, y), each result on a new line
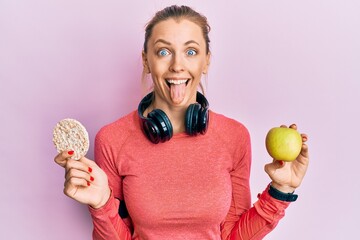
top-left (268, 184), bottom-right (298, 202)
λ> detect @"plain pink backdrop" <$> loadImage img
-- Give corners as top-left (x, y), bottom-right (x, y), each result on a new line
top-left (1, 0), bottom-right (359, 239)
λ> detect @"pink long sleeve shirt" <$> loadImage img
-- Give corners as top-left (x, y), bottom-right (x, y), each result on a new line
top-left (89, 111), bottom-right (290, 239)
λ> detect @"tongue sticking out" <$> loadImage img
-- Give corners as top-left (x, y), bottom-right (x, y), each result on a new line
top-left (170, 82), bottom-right (186, 104)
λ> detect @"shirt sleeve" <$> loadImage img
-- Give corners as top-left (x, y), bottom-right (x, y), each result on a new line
top-left (87, 131), bottom-right (132, 240)
top-left (220, 127), bottom-right (290, 240)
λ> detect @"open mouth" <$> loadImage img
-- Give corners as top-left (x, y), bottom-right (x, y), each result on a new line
top-left (165, 79), bottom-right (190, 88)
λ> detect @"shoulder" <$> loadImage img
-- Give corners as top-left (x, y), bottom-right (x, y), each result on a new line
top-left (208, 111), bottom-right (251, 157)
top-left (208, 111), bottom-right (251, 167)
top-left (209, 111), bottom-right (251, 167)
top-left (209, 111), bottom-right (250, 139)
top-left (95, 110), bottom-right (140, 147)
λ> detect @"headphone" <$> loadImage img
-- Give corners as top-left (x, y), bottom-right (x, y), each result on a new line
top-left (138, 91), bottom-right (210, 144)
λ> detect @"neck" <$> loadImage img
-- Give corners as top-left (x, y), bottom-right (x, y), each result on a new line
top-left (144, 102), bottom-right (187, 135)
top-left (166, 107), bottom-right (187, 134)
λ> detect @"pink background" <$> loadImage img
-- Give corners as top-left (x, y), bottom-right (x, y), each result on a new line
top-left (1, 0), bottom-right (359, 239)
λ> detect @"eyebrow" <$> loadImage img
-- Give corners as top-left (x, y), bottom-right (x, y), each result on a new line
top-left (154, 39), bottom-right (200, 46)
top-left (185, 40), bottom-right (200, 46)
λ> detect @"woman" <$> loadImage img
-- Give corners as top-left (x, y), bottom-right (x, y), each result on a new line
top-left (55, 5), bottom-right (309, 240)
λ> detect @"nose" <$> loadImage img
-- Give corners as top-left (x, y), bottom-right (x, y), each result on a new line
top-left (169, 54), bottom-right (184, 72)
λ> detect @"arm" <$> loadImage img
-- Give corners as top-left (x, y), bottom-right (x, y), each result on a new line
top-left (221, 186), bottom-right (291, 240)
top-left (89, 191), bottom-right (132, 240)
top-left (88, 133), bottom-right (132, 240)
top-left (53, 136), bottom-right (132, 239)
top-left (221, 131), bottom-right (289, 240)
top-left (221, 124), bottom-right (308, 240)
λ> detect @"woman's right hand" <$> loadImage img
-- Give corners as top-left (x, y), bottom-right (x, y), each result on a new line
top-left (54, 151), bottom-right (111, 209)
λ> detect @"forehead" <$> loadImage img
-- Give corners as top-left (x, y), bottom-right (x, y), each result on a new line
top-left (149, 18), bottom-right (205, 46)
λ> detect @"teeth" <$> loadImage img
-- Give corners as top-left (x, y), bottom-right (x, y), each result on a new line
top-left (167, 79), bottom-right (188, 85)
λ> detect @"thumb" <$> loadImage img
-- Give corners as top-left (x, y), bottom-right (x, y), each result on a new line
top-left (264, 159), bottom-right (285, 175)
top-left (79, 156), bottom-right (97, 167)
top-left (78, 157), bottom-right (106, 177)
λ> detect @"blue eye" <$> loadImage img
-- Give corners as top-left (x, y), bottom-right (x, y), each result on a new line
top-left (187, 49), bottom-right (197, 56)
top-left (158, 49), bottom-right (169, 56)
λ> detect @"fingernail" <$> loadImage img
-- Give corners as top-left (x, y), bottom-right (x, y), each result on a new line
top-left (90, 176), bottom-right (94, 181)
top-left (87, 182), bottom-right (90, 186)
top-left (88, 167), bottom-right (93, 173)
top-left (279, 160), bottom-right (284, 166)
top-left (68, 150), bottom-right (74, 155)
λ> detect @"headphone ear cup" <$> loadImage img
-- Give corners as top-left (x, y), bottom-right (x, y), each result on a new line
top-left (148, 109), bottom-right (173, 142)
top-left (142, 118), bottom-right (161, 144)
top-left (185, 103), bottom-right (201, 136)
top-left (198, 107), bottom-right (209, 134)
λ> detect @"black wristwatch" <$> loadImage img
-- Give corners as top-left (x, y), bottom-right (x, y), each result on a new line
top-left (268, 184), bottom-right (298, 202)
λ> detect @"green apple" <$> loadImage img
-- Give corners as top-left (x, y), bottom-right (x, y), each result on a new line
top-left (265, 127), bottom-right (302, 161)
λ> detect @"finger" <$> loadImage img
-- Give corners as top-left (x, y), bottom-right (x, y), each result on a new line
top-left (65, 158), bottom-right (92, 174)
top-left (65, 168), bottom-right (93, 184)
top-left (54, 150), bottom-right (75, 167)
top-left (264, 159), bottom-right (285, 175)
top-left (273, 159), bottom-right (286, 168)
top-left (300, 143), bottom-right (309, 159)
top-left (301, 133), bottom-right (308, 143)
top-left (278, 160), bottom-right (285, 167)
top-left (64, 175), bottom-right (89, 187)
top-left (79, 156), bottom-right (97, 167)
top-left (289, 123), bottom-right (297, 130)
top-left (78, 157), bottom-right (99, 173)
top-left (64, 177), bottom-right (89, 197)
top-left (270, 158), bottom-right (285, 166)
top-left (280, 125), bottom-right (287, 128)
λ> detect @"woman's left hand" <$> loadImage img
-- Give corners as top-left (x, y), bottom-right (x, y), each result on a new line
top-left (264, 124), bottom-right (309, 193)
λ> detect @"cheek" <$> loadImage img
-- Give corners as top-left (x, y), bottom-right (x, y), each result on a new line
top-left (189, 60), bottom-right (207, 75)
top-left (149, 59), bottom-right (169, 74)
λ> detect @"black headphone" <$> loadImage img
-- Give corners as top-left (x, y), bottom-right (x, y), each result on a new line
top-left (138, 91), bottom-right (210, 144)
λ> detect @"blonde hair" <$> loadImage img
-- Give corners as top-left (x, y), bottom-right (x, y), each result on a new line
top-left (143, 5), bottom-right (210, 54)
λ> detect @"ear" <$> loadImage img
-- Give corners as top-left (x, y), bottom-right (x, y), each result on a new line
top-left (202, 52), bottom-right (211, 74)
top-left (142, 51), bottom-right (151, 74)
